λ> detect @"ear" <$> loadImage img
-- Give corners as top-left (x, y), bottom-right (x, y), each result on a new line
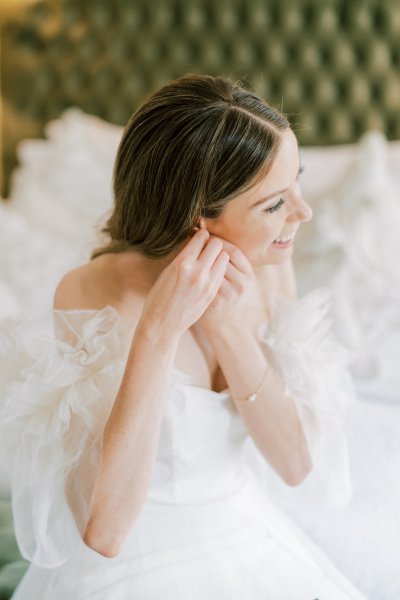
top-left (198, 217), bottom-right (208, 230)
top-left (192, 217), bottom-right (208, 232)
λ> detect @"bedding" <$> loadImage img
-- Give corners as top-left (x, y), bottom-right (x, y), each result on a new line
top-left (296, 130), bottom-right (400, 400)
top-left (0, 109), bottom-right (399, 599)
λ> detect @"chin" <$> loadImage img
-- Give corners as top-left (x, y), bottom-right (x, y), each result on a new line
top-left (272, 253), bottom-right (293, 263)
top-left (252, 248), bottom-right (293, 267)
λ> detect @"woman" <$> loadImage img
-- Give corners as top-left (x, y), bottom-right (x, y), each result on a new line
top-left (1, 74), bottom-right (367, 599)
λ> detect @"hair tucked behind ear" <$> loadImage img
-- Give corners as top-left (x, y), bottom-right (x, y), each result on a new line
top-left (90, 73), bottom-right (290, 260)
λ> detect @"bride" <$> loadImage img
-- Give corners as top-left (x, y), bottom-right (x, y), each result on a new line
top-left (1, 74), bottom-right (367, 599)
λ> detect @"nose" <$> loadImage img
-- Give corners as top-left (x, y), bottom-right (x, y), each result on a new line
top-left (286, 186), bottom-right (313, 223)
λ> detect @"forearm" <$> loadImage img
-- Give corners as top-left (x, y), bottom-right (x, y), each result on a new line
top-left (82, 320), bottom-right (181, 556)
top-left (206, 323), bottom-right (312, 486)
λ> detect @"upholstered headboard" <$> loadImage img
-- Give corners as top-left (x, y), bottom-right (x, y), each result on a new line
top-left (1, 0), bottom-right (400, 195)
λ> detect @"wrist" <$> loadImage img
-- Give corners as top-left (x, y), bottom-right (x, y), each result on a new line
top-left (201, 320), bottom-right (250, 341)
top-left (136, 316), bottom-right (182, 348)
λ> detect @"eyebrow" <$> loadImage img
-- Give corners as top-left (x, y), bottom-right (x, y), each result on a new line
top-left (250, 161), bottom-right (302, 209)
top-left (250, 187), bottom-right (290, 208)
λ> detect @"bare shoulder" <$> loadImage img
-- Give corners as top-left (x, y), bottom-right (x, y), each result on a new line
top-left (53, 256), bottom-right (121, 311)
top-left (53, 264), bottom-right (95, 311)
top-left (53, 256), bottom-right (146, 321)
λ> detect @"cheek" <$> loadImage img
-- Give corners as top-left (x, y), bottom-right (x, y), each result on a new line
top-left (235, 220), bottom-right (275, 256)
top-left (253, 213), bottom-right (282, 239)
top-left (248, 214), bottom-right (289, 254)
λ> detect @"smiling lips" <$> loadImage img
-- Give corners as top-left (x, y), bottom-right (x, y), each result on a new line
top-left (272, 231), bottom-right (296, 246)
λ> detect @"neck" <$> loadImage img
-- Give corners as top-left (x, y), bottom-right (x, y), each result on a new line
top-left (111, 238), bottom-right (190, 293)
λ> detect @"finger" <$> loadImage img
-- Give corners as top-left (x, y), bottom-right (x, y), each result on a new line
top-left (223, 261), bottom-right (243, 283)
top-left (218, 262), bottom-right (246, 295)
top-left (197, 237), bottom-right (224, 271)
top-left (209, 250), bottom-right (229, 282)
top-left (209, 235), bottom-right (252, 275)
top-left (202, 252), bottom-right (228, 305)
top-left (215, 277), bottom-right (231, 298)
top-left (178, 229), bottom-right (210, 261)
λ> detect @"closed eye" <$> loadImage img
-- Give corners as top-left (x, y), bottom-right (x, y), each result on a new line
top-left (263, 164), bottom-right (305, 214)
top-left (264, 198), bottom-right (284, 213)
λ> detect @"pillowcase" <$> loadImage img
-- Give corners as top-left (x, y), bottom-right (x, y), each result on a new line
top-left (0, 202), bottom-right (84, 321)
top-left (9, 108), bottom-right (122, 246)
top-left (0, 109), bottom-right (123, 322)
top-left (295, 131), bottom-right (400, 397)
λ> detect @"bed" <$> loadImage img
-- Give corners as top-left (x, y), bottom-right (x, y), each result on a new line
top-left (1, 1), bottom-right (400, 598)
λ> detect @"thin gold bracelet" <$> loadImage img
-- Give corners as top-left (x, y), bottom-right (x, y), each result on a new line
top-left (232, 365), bottom-right (269, 403)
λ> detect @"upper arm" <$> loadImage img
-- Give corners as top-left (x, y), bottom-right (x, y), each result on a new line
top-left (53, 268), bottom-right (87, 311)
top-left (52, 269), bottom-right (88, 345)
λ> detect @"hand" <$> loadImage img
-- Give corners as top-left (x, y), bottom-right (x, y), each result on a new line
top-left (140, 229), bottom-right (229, 339)
top-left (196, 235), bottom-right (262, 334)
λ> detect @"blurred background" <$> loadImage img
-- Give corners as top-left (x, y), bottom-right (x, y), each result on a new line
top-left (2, 0), bottom-right (400, 196)
top-left (0, 1), bottom-right (399, 599)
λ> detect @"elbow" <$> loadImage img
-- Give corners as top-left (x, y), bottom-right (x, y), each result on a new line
top-left (283, 456), bottom-right (313, 487)
top-left (82, 528), bottom-right (122, 559)
top-left (283, 428), bottom-right (314, 487)
top-left (81, 504), bottom-right (142, 558)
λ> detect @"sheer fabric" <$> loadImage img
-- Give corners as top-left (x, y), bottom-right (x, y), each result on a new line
top-left (249, 286), bottom-right (355, 510)
top-left (0, 288), bottom-right (365, 599)
top-left (0, 308), bottom-right (133, 566)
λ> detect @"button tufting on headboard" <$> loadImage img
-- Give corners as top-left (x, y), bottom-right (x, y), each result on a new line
top-left (1, 0), bottom-right (400, 196)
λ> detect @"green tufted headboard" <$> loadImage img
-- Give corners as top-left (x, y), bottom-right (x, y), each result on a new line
top-left (1, 0), bottom-right (400, 196)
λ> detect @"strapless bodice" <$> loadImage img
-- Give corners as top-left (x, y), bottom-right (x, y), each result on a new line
top-left (147, 382), bottom-right (249, 504)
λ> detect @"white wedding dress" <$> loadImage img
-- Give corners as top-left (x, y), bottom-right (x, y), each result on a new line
top-left (0, 287), bottom-right (367, 599)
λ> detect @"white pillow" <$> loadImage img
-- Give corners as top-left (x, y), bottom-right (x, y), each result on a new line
top-left (9, 108), bottom-right (123, 247)
top-left (0, 201), bottom-right (85, 320)
top-left (0, 109), bottom-right (123, 324)
top-left (295, 131), bottom-right (400, 394)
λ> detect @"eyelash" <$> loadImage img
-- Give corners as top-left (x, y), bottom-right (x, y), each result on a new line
top-left (264, 198), bottom-right (284, 213)
top-left (263, 165), bottom-right (305, 214)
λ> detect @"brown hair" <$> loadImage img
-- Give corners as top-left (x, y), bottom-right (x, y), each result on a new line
top-left (90, 73), bottom-right (290, 260)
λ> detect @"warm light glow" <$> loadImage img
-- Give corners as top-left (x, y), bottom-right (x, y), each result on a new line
top-left (0, 0), bottom-right (40, 194)
top-left (0, 0), bottom-right (39, 20)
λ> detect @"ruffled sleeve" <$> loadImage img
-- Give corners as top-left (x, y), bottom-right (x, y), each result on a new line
top-left (0, 306), bottom-right (136, 568)
top-left (246, 287), bottom-right (356, 510)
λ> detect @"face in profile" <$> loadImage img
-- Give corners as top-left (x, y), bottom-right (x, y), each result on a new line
top-left (199, 128), bottom-right (313, 268)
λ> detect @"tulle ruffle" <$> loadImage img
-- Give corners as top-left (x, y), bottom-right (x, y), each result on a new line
top-left (248, 286), bottom-right (356, 509)
top-left (0, 306), bottom-right (187, 568)
top-left (0, 288), bottom-right (357, 573)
